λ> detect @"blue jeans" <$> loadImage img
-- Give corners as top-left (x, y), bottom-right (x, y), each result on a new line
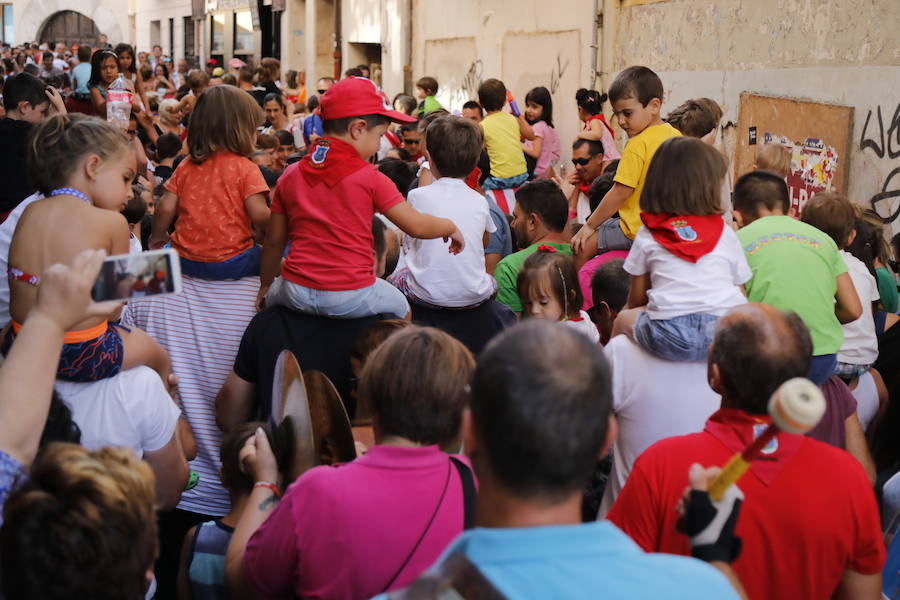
top-left (482, 172), bottom-right (528, 191)
top-left (265, 276), bottom-right (410, 319)
top-left (633, 311), bottom-right (719, 362)
top-left (808, 354), bottom-right (837, 386)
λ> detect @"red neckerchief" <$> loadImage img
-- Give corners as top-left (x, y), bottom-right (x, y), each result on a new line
top-left (584, 113), bottom-right (614, 137)
top-left (704, 408), bottom-right (804, 487)
top-left (299, 137), bottom-right (371, 187)
top-left (578, 179), bottom-right (592, 195)
top-left (640, 213), bottom-right (724, 263)
top-left (384, 130), bottom-right (401, 148)
top-left (464, 167), bottom-right (482, 191)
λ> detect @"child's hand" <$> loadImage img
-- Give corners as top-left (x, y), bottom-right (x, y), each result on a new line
top-left (444, 227), bottom-right (466, 255)
top-left (571, 223), bottom-right (594, 255)
top-left (239, 427), bottom-right (280, 485)
top-left (255, 285), bottom-right (269, 312)
top-left (148, 232), bottom-right (169, 250)
top-left (32, 249), bottom-right (122, 331)
top-left (552, 175), bottom-right (576, 200)
top-left (44, 86), bottom-right (66, 115)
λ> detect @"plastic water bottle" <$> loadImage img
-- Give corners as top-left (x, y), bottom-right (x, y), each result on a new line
top-left (107, 75), bottom-right (133, 127)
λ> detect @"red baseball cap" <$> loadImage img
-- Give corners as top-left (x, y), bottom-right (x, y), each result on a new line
top-left (320, 77), bottom-right (416, 123)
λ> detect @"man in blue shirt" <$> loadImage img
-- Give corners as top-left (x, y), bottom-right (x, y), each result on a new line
top-left (388, 320), bottom-right (744, 599)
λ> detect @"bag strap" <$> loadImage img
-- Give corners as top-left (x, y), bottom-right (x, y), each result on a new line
top-left (380, 461), bottom-right (451, 593)
top-left (450, 456), bottom-right (476, 530)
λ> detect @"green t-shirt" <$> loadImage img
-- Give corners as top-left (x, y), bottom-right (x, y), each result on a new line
top-left (875, 266), bottom-right (898, 313)
top-left (494, 242), bottom-right (572, 312)
top-left (737, 216), bottom-right (847, 355)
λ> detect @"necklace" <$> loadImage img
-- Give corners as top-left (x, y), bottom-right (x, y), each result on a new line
top-left (49, 188), bottom-right (91, 204)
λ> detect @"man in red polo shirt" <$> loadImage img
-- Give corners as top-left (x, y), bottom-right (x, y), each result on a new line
top-left (607, 303), bottom-right (885, 600)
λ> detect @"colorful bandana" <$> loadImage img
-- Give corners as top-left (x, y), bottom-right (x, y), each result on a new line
top-left (704, 408), bottom-right (804, 487)
top-left (640, 212), bottom-right (725, 263)
top-left (298, 137), bottom-right (371, 187)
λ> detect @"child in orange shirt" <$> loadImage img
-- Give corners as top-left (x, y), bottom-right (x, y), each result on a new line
top-left (150, 85), bottom-right (270, 279)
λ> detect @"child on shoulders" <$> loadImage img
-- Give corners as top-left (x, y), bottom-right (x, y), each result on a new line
top-left (522, 86), bottom-right (560, 179)
top-left (517, 246), bottom-right (600, 343)
top-left (259, 77), bottom-right (465, 321)
top-left (575, 88), bottom-right (620, 169)
top-left (478, 78), bottom-right (533, 192)
top-left (149, 85), bottom-right (271, 280)
top-left (415, 76), bottom-right (444, 117)
top-left (572, 66), bottom-right (681, 264)
top-left (613, 137), bottom-right (751, 361)
top-left (5, 113), bottom-right (171, 384)
top-left (389, 115), bottom-right (497, 309)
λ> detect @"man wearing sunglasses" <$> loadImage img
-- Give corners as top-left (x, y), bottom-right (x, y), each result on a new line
top-left (399, 123), bottom-right (424, 162)
top-left (561, 138), bottom-right (607, 223)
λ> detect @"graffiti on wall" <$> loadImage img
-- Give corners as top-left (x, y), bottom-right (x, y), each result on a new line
top-left (763, 132), bottom-right (838, 214)
top-left (549, 53), bottom-right (570, 95)
top-left (861, 102), bottom-right (900, 223)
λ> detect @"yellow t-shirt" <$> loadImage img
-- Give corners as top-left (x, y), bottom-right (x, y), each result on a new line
top-left (481, 112), bottom-right (527, 180)
top-left (613, 122), bottom-right (682, 238)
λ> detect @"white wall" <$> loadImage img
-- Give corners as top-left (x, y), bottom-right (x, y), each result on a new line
top-left (14, 0), bottom-right (130, 45)
top-left (134, 0), bottom-right (192, 60)
top-left (411, 0), bottom-right (598, 163)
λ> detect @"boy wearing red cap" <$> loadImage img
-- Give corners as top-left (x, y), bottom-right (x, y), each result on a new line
top-left (258, 77), bottom-right (465, 320)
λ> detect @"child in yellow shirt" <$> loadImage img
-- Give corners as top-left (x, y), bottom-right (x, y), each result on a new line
top-left (572, 66), bottom-right (681, 267)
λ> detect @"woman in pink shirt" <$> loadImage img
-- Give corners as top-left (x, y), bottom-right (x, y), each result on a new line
top-left (225, 326), bottom-right (476, 599)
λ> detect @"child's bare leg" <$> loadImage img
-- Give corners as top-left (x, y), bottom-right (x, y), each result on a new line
top-left (611, 307), bottom-right (645, 341)
top-left (117, 326), bottom-right (173, 389)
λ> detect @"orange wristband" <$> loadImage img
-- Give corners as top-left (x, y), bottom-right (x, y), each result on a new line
top-left (253, 481), bottom-right (281, 498)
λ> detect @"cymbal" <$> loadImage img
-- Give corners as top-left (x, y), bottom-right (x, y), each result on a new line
top-left (304, 370), bottom-right (357, 465)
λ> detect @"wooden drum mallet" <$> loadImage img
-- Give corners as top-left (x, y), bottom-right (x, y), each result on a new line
top-left (707, 377), bottom-right (826, 501)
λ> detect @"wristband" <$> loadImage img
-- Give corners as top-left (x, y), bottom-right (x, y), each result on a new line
top-left (253, 481), bottom-right (282, 498)
top-left (567, 210), bottom-right (577, 220)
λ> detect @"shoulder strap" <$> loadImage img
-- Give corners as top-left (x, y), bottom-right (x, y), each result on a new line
top-left (449, 456), bottom-right (476, 530)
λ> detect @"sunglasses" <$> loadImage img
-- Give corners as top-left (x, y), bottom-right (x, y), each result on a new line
top-left (317, 89), bottom-right (327, 95)
top-left (571, 157), bottom-right (592, 166)
top-left (402, 138), bottom-right (420, 145)
top-left (126, 129), bottom-right (137, 136)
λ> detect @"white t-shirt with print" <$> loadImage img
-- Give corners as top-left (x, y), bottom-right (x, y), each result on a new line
top-left (403, 177), bottom-right (496, 307)
top-left (623, 224), bottom-right (751, 320)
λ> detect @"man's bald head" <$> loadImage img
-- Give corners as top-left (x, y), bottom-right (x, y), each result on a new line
top-left (471, 320), bottom-right (612, 502)
top-left (709, 303), bottom-right (812, 415)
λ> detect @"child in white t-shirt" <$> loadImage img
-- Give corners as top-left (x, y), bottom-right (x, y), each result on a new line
top-left (516, 246), bottom-right (600, 343)
top-left (389, 115), bottom-right (496, 308)
top-left (801, 195), bottom-right (880, 378)
top-left (614, 137), bottom-right (751, 361)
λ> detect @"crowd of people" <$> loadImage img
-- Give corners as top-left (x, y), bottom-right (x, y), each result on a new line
top-left (0, 33), bottom-right (897, 600)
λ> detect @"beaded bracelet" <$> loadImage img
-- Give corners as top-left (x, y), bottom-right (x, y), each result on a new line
top-left (253, 481), bottom-right (282, 498)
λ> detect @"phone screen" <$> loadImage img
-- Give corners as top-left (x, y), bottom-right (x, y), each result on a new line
top-left (91, 249), bottom-right (181, 302)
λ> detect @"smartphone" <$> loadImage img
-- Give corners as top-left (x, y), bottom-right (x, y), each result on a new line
top-left (91, 248), bottom-right (182, 302)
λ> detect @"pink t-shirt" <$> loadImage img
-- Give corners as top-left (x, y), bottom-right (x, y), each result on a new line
top-left (579, 250), bottom-right (629, 310)
top-left (243, 445), bottom-right (470, 599)
top-left (272, 162), bottom-right (405, 291)
top-left (525, 120), bottom-right (561, 179)
top-left (583, 117), bottom-right (622, 162)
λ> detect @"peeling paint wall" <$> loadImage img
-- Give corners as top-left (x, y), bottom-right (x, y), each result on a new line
top-left (615, 0), bottom-right (900, 233)
top-left (410, 0), bottom-right (597, 161)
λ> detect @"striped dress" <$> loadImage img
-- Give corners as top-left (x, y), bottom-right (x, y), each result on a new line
top-left (187, 520), bottom-right (234, 599)
top-left (122, 275), bottom-right (260, 516)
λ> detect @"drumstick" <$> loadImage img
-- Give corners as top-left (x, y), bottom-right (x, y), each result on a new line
top-left (707, 378), bottom-right (826, 501)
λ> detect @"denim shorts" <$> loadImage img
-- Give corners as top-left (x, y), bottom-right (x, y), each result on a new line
top-left (633, 311), bottom-right (719, 362)
top-left (597, 218), bottom-right (633, 253)
top-left (808, 353), bottom-right (837, 386)
top-left (265, 276), bottom-right (410, 319)
top-left (482, 172), bottom-right (528, 191)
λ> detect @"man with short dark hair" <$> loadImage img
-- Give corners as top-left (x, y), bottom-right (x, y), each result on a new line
top-left (461, 100), bottom-right (484, 123)
top-left (395, 320), bottom-right (741, 598)
top-left (608, 303), bottom-right (885, 599)
top-left (493, 180), bottom-right (571, 312)
top-left (557, 138), bottom-right (607, 224)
